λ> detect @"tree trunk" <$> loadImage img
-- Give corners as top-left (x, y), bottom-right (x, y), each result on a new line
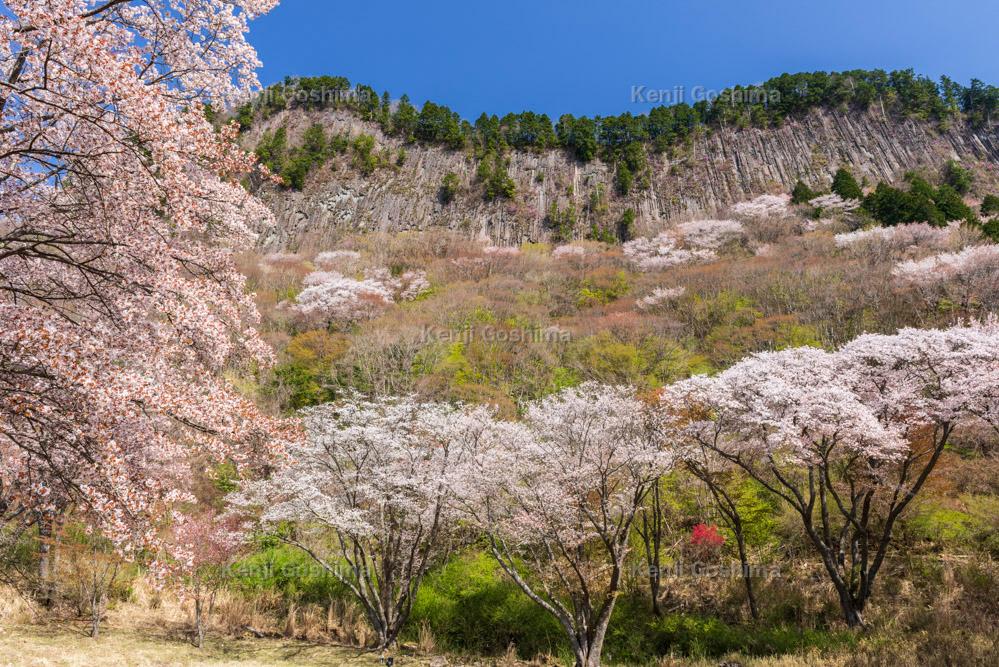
top-left (838, 590), bottom-right (865, 628)
top-left (648, 569), bottom-right (662, 617)
top-left (572, 636), bottom-right (606, 667)
top-left (734, 533), bottom-right (759, 621)
top-left (90, 593), bottom-right (102, 638)
top-left (195, 596), bottom-right (205, 648)
top-left (37, 515), bottom-right (54, 606)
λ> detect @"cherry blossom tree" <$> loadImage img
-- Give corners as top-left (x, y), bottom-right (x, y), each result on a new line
top-left (808, 193), bottom-right (861, 215)
top-left (171, 512), bottom-right (247, 648)
top-left (892, 244), bottom-right (999, 309)
top-left (623, 232), bottom-right (716, 271)
top-left (834, 222), bottom-right (960, 260)
top-left (731, 194), bottom-right (790, 219)
top-left (0, 0), bottom-right (299, 561)
top-left (315, 250), bottom-right (363, 267)
top-left (637, 286), bottom-right (686, 311)
top-left (455, 384), bottom-right (675, 667)
top-left (552, 244), bottom-right (588, 259)
top-left (482, 245), bottom-right (521, 257)
top-left (662, 323), bottom-right (999, 627)
top-left (292, 268), bottom-right (431, 326)
top-left (292, 271), bottom-right (394, 325)
top-left (230, 396), bottom-right (492, 649)
top-left (675, 219), bottom-right (744, 250)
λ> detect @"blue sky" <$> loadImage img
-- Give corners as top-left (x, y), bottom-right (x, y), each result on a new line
top-left (249, 0), bottom-right (999, 119)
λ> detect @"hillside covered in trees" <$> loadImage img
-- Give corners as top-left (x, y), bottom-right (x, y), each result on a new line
top-left (3, 2), bottom-right (999, 666)
top-left (232, 70), bottom-right (999, 249)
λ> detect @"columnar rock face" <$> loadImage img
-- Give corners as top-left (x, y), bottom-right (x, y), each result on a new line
top-left (246, 108), bottom-right (999, 251)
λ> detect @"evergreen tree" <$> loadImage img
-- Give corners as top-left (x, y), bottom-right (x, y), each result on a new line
top-left (791, 180), bottom-right (816, 204)
top-left (981, 194), bottom-right (999, 217)
top-left (943, 160), bottom-right (973, 195)
top-left (617, 209), bottom-right (637, 242)
top-left (391, 94), bottom-right (419, 141)
top-left (831, 168), bottom-right (863, 200)
top-left (439, 172), bottom-right (460, 204)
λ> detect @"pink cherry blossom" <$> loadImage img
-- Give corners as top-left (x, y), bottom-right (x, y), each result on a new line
top-left (660, 322), bottom-right (999, 627)
top-left (455, 383), bottom-right (675, 667)
top-left (230, 395), bottom-right (496, 649)
top-left (676, 219), bottom-right (745, 250)
top-left (0, 0), bottom-right (299, 556)
top-left (731, 194), bottom-right (791, 219)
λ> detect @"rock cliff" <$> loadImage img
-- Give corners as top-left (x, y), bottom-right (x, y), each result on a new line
top-left (244, 108), bottom-right (999, 250)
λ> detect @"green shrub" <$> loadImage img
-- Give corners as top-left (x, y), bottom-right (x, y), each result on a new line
top-left (791, 180), bottom-right (816, 204)
top-left (406, 551), bottom-right (565, 659)
top-left (439, 172), bottom-right (460, 204)
top-left (981, 194), bottom-right (999, 217)
top-left (831, 168), bottom-right (863, 200)
top-left (231, 542), bottom-right (348, 605)
top-left (943, 159), bottom-right (973, 195)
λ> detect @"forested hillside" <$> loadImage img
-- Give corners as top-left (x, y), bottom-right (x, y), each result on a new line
top-left (234, 71), bottom-right (999, 249)
top-left (3, 2), bottom-right (999, 664)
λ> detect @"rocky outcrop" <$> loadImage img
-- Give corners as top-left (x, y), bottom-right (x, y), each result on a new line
top-left (245, 108), bottom-right (999, 251)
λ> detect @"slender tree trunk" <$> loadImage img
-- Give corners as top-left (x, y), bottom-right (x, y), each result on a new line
top-left (734, 532), bottom-right (759, 621)
top-left (37, 515), bottom-right (54, 606)
top-left (90, 588), bottom-right (102, 638)
top-left (195, 596), bottom-right (205, 648)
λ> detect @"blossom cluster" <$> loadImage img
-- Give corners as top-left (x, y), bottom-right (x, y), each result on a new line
top-left (662, 321), bottom-right (999, 465)
top-left (552, 245), bottom-right (589, 259)
top-left (808, 193), bottom-right (861, 214)
top-left (892, 244), bottom-right (999, 287)
top-left (483, 245), bottom-right (522, 257)
top-left (676, 219), bottom-right (745, 250)
top-left (637, 286), bottom-right (687, 310)
top-left (731, 194), bottom-right (791, 219)
top-left (834, 222), bottom-right (959, 251)
top-left (293, 267), bottom-right (430, 324)
top-left (623, 232), bottom-right (717, 271)
top-left (0, 0), bottom-right (299, 556)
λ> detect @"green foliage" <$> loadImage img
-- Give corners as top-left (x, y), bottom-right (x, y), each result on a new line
top-left (476, 151), bottom-right (516, 201)
top-left (254, 126), bottom-right (287, 173)
top-left (231, 543), bottom-right (348, 605)
top-left (731, 478), bottom-right (782, 548)
top-left (586, 222), bottom-right (617, 244)
top-left (547, 200), bottom-right (578, 242)
top-left (614, 142), bottom-right (648, 195)
top-left (391, 94), bottom-right (419, 140)
top-left (565, 332), bottom-right (708, 387)
top-left (576, 269), bottom-right (630, 307)
top-left (831, 168), bottom-right (863, 200)
top-left (351, 134), bottom-right (380, 176)
top-left (267, 330), bottom-right (346, 409)
top-left (416, 101), bottom-right (466, 149)
top-left (555, 114), bottom-right (598, 162)
top-left (439, 172), bottom-right (460, 204)
top-left (618, 208), bottom-right (636, 242)
top-left (863, 173), bottom-right (978, 226)
top-left (566, 334), bottom-right (645, 385)
top-left (254, 124), bottom-right (341, 190)
top-left (791, 180), bottom-right (816, 204)
top-left (907, 496), bottom-right (999, 555)
top-left (235, 103), bottom-right (254, 132)
top-left (406, 551), bottom-right (565, 659)
top-left (607, 599), bottom-right (855, 662)
top-left (980, 194), bottom-right (999, 217)
top-left (253, 71), bottom-right (999, 163)
top-left (982, 219), bottom-right (999, 241)
top-left (943, 160), bottom-right (973, 195)
top-left (615, 163), bottom-right (634, 195)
